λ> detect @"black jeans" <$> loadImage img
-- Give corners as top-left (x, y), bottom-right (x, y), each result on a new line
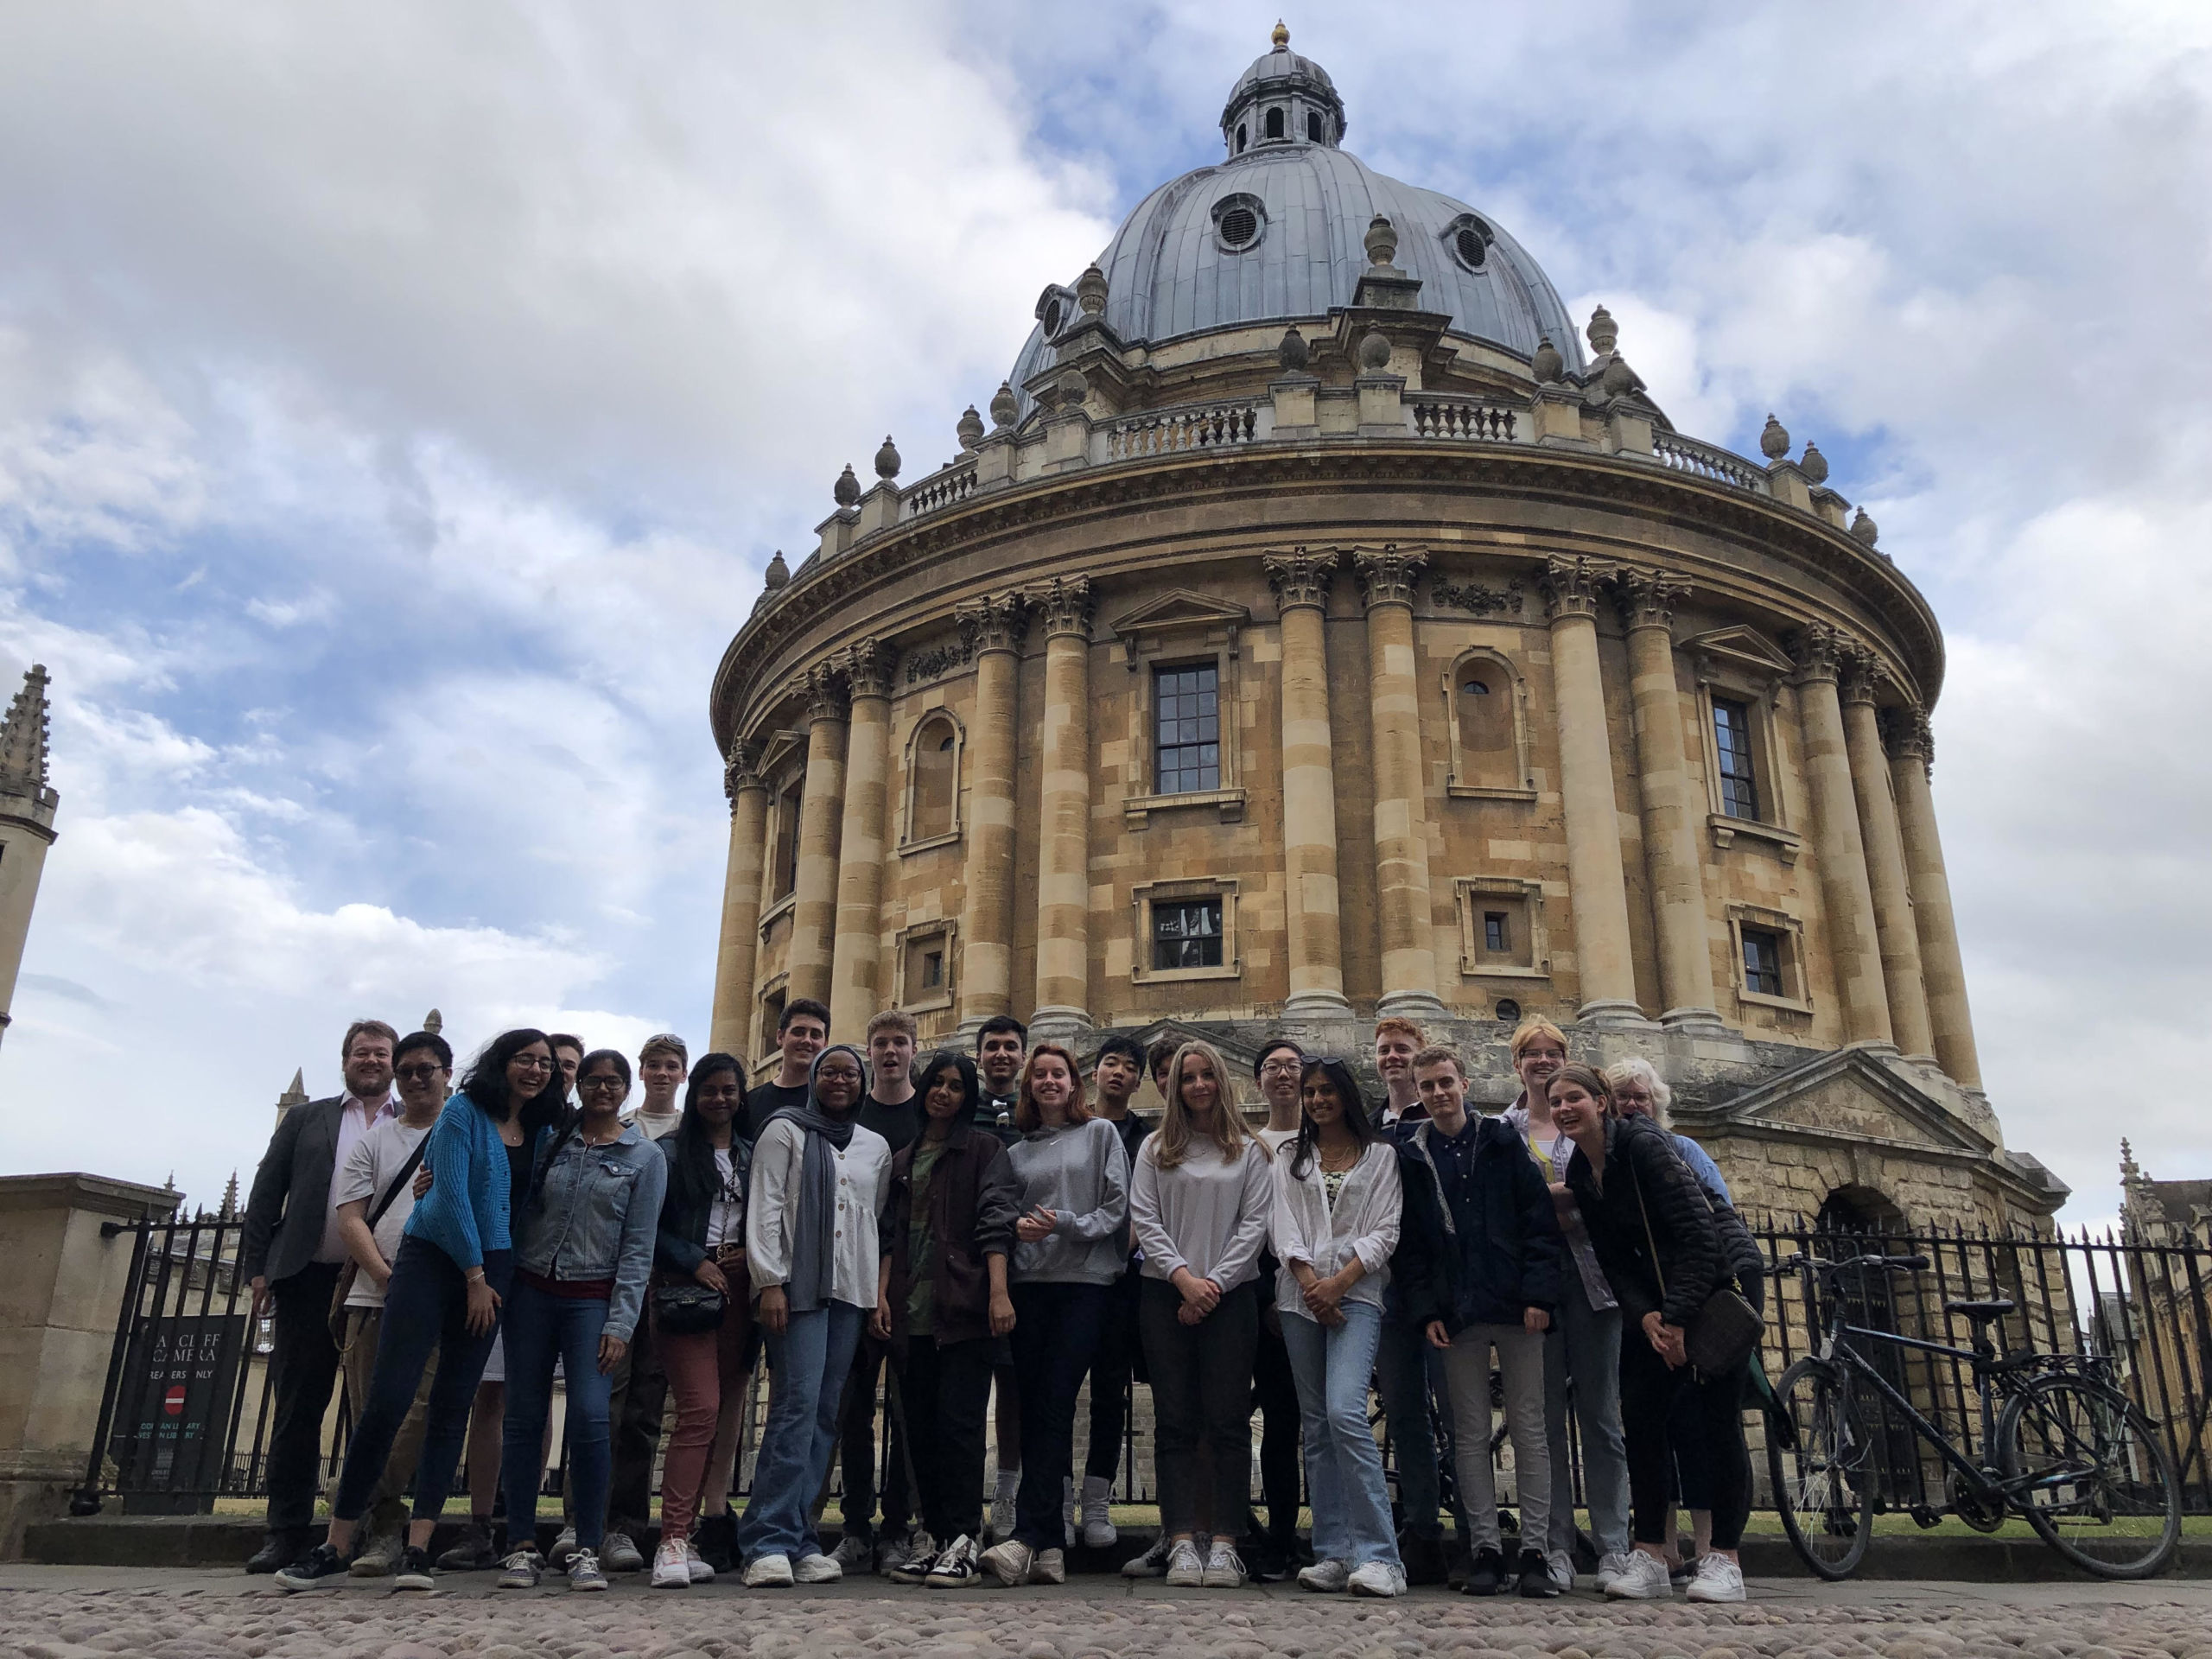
top-left (1139, 1277), bottom-right (1259, 1541)
top-left (1008, 1281), bottom-right (1109, 1551)
top-left (1250, 1309), bottom-right (1302, 1542)
top-left (1619, 1336), bottom-right (1751, 1550)
top-left (604, 1314), bottom-right (667, 1536)
top-left (332, 1237), bottom-right (512, 1526)
top-left (1084, 1266), bottom-right (1143, 1482)
top-left (264, 1261), bottom-right (343, 1534)
top-left (895, 1334), bottom-right (995, 1541)
top-left (836, 1331), bottom-right (910, 1543)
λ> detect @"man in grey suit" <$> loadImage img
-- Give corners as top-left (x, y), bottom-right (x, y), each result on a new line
top-left (240, 1019), bottom-right (399, 1573)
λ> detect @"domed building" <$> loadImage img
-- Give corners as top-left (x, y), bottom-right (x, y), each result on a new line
top-left (705, 28), bottom-right (2064, 1230)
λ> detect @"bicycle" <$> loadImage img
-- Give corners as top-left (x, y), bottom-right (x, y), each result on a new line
top-left (1765, 1251), bottom-right (2180, 1581)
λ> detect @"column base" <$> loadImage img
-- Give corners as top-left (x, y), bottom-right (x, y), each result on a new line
top-left (1282, 989), bottom-right (1355, 1020)
top-left (1657, 1005), bottom-right (1727, 1034)
top-left (1027, 1006), bottom-right (1094, 1045)
top-left (1376, 988), bottom-right (1448, 1022)
top-left (1575, 998), bottom-right (1655, 1029)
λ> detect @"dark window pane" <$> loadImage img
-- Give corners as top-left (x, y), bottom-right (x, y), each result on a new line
top-left (1154, 664), bottom-right (1223, 794)
top-left (1154, 899), bottom-right (1225, 969)
top-left (1743, 928), bottom-right (1784, 997)
top-left (1484, 912), bottom-right (1508, 953)
top-left (1713, 697), bottom-right (1760, 820)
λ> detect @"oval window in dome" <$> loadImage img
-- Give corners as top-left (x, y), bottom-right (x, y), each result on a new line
top-left (1456, 226), bottom-right (1486, 270)
top-left (1042, 299), bottom-right (1063, 336)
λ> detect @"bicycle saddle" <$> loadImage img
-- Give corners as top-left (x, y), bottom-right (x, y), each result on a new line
top-left (1944, 1298), bottom-right (2015, 1321)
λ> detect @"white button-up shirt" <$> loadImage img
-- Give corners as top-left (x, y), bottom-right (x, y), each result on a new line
top-left (745, 1116), bottom-right (891, 1312)
top-left (317, 1091), bottom-right (397, 1263)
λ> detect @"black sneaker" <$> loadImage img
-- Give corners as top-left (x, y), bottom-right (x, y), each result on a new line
top-left (695, 1511), bottom-right (738, 1574)
top-left (245, 1529), bottom-right (307, 1575)
top-left (436, 1520), bottom-right (499, 1571)
top-left (1402, 1529), bottom-right (1448, 1586)
top-left (274, 1542), bottom-right (350, 1592)
top-left (394, 1544), bottom-right (436, 1591)
top-left (1464, 1545), bottom-right (1505, 1597)
top-left (1517, 1547), bottom-right (1560, 1598)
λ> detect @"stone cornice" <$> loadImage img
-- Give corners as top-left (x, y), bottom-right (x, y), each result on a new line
top-left (710, 442), bottom-right (1948, 753)
top-left (1351, 544), bottom-right (1426, 611)
top-left (1262, 546), bottom-right (1340, 613)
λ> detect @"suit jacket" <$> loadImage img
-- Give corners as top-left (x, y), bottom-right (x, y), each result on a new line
top-left (241, 1096), bottom-right (344, 1284)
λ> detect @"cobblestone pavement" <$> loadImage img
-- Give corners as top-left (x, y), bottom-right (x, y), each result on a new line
top-left (0, 1567), bottom-right (2206, 1659)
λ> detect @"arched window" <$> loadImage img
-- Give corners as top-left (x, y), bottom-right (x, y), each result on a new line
top-left (1444, 648), bottom-right (1534, 798)
top-left (1265, 107), bottom-right (1285, 140)
top-left (1236, 123), bottom-right (1248, 153)
top-left (1306, 111), bottom-right (1323, 143)
top-left (903, 711), bottom-right (964, 847)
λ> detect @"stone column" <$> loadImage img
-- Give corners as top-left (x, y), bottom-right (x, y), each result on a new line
top-left (785, 664), bottom-right (848, 1014)
top-left (1616, 569), bottom-right (1719, 1028)
top-left (1265, 548), bottom-right (1351, 1017)
top-left (1353, 546), bottom-right (1443, 1020)
top-left (956, 594), bottom-right (1027, 1036)
top-left (1840, 653), bottom-right (1936, 1061)
top-left (1029, 578), bottom-right (1095, 1040)
top-left (1791, 625), bottom-right (1893, 1046)
top-left (829, 641), bottom-right (895, 1036)
top-left (1541, 557), bottom-right (1642, 1021)
top-left (707, 739), bottom-right (769, 1057)
top-left (1887, 709), bottom-right (1982, 1088)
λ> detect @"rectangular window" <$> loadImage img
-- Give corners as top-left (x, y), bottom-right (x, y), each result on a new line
top-left (1154, 664), bottom-right (1221, 795)
top-left (1742, 926), bottom-right (1784, 998)
top-left (1484, 912), bottom-right (1509, 953)
top-left (772, 785), bottom-right (802, 899)
top-left (1713, 697), bottom-right (1759, 820)
top-left (922, 950), bottom-right (944, 989)
top-left (1153, 898), bottom-right (1224, 970)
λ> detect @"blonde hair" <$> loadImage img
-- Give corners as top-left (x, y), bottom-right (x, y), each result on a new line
top-left (1154, 1039), bottom-right (1256, 1169)
top-left (1510, 1016), bottom-right (1570, 1061)
top-left (1604, 1056), bottom-right (1673, 1128)
top-left (1014, 1042), bottom-right (1091, 1133)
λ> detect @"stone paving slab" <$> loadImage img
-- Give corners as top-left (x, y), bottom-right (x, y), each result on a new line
top-left (0, 1567), bottom-right (2209, 1659)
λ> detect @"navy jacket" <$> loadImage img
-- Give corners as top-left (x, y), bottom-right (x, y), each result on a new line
top-left (1403, 1113), bottom-right (1563, 1333)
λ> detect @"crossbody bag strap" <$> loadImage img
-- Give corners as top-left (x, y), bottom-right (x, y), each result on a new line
top-left (365, 1138), bottom-right (429, 1230)
top-left (1630, 1154), bottom-right (1669, 1302)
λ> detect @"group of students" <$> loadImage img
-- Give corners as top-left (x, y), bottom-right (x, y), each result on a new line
top-left (263, 1000), bottom-right (1763, 1604)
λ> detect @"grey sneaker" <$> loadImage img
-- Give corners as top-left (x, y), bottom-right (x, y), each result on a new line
top-left (598, 1529), bottom-right (642, 1573)
top-left (979, 1537), bottom-right (1033, 1586)
top-left (567, 1548), bottom-right (608, 1591)
top-left (1164, 1538), bottom-right (1206, 1586)
top-left (496, 1548), bottom-right (543, 1589)
top-left (1200, 1539), bottom-right (1247, 1588)
top-left (1298, 1557), bottom-right (1350, 1592)
top-left (436, 1520), bottom-right (499, 1571)
top-left (347, 1529), bottom-right (403, 1578)
top-left (547, 1525), bottom-right (577, 1568)
top-left (1121, 1534), bottom-right (1171, 1578)
top-left (830, 1532), bottom-right (874, 1575)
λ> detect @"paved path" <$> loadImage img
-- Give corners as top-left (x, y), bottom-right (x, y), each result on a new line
top-left (1, 1565), bottom-right (2207, 1659)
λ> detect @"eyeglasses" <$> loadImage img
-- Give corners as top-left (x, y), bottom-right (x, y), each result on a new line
top-left (1258, 1058), bottom-right (1303, 1075)
top-left (395, 1063), bottom-right (448, 1082)
top-left (579, 1075), bottom-right (628, 1092)
top-left (512, 1055), bottom-right (553, 1071)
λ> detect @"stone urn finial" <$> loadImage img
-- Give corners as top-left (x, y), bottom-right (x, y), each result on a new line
top-left (764, 550), bottom-right (790, 591)
top-left (833, 463), bottom-right (861, 507)
top-left (1278, 326), bottom-right (1309, 372)
top-left (1760, 414), bottom-right (1790, 460)
top-left (1801, 441), bottom-right (1829, 485)
top-left (1363, 214), bottom-right (1398, 269)
top-left (1053, 367), bottom-right (1088, 411)
top-left (1531, 335), bottom-right (1564, 385)
top-left (1600, 352), bottom-right (1637, 397)
top-left (874, 435), bottom-right (902, 480)
top-left (989, 381), bottom-right (1019, 429)
top-left (1357, 329), bottom-right (1392, 371)
top-left (957, 405), bottom-right (985, 450)
top-left (1586, 304), bottom-right (1618, 356)
top-left (1850, 506), bottom-right (1879, 547)
top-left (1075, 264), bottom-right (1109, 315)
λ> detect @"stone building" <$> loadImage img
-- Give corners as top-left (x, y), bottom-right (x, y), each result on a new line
top-left (703, 29), bottom-right (2063, 1230)
top-left (0, 664), bottom-right (58, 1052)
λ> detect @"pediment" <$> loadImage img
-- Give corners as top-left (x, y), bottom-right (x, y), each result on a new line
top-left (1681, 1046), bottom-right (1993, 1156)
top-left (1681, 624), bottom-right (1796, 680)
top-left (1111, 589), bottom-right (1250, 641)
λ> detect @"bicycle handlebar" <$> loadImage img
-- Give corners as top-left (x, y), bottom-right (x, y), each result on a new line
top-left (1768, 1251), bottom-right (1929, 1277)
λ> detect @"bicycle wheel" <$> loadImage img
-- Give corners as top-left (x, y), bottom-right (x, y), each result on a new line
top-left (1767, 1357), bottom-right (1876, 1580)
top-left (1998, 1374), bottom-right (2180, 1580)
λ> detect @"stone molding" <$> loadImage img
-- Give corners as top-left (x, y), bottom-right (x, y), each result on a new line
top-left (1539, 555), bottom-right (1618, 620)
top-left (955, 592), bottom-right (1029, 656)
top-left (1612, 566), bottom-right (1691, 632)
top-left (1262, 546), bottom-right (1339, 612)
top-left (1027, 575), bottom-right (1095, 639)
top-left (1351, 543), bottom-right (1427, 610)
top-left (838, 639), bottom-right (896, 701)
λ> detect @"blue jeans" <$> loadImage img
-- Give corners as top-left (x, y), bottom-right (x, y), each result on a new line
top-left (737, 1301), bottom-right (865, 1565)
top-left (503, 1281), bottom-right (613, 1553)
top-left (1543, 1268), bottom-right (1630, 1560)
top-left (1281, 1302), bottom-right (1398, 1570)
top-left (1374, 1315), bottom-right (1441, 1539)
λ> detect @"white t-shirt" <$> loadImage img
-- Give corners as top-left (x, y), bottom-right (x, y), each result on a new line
top-left (334, 1116), bottom-right (434, 1309)
top-left (705, 1146), bottom-right (744, 1251)
top-left (631, 1107), bottom-right (683, 1142)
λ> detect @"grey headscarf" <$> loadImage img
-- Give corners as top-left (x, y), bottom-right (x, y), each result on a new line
top-left (764, 1044), bottom-right (865, 1313)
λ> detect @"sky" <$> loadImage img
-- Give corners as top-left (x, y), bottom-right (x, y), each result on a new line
top-left (0, 2), bottom-right (2206, 1230)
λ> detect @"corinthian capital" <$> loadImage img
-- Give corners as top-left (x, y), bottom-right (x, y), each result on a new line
top-left (1837, 644), bottom-right (1881, 708)
top-left (722, 737), bottom-right (765, 805)
top-left (838, 638), bottom-right (896, 701)
top-left (955, 591), bottom-right (1029, 656)
top-left (1787, 621), bottom-right (1844, 683)
top-left (1027, 575), bottom-right (1094, 640)
top-left (1351, 544), bottom-right (1427, 611)
top-left (1611, 567), bottom-right (1691, 632)
top-left (1539, 556), bottom-right (1618, 620)
top-left (1882, 702), bottom-right (1934, 776)
top-left (800, 662), bottom-right (849, 723)
top-left (1263, 546), bottom-right (1340, 613)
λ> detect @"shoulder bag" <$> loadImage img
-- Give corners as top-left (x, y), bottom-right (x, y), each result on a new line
top-left (327, 1137), bottom-right (430, 1345)
top-left (1630, 1155), bottom-right (1763, 1379)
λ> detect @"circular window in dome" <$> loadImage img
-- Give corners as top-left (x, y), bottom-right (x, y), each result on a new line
top-left (1445, 214), bottom-right (1493, 273)
top-left (1042, 299), bottom-right (1063, 335)
top-left (1211, 193), bottom-right (1267, 253)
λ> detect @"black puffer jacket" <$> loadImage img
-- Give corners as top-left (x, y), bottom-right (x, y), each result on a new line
top-left (1563, 1111), bottom-right (1725, 1330)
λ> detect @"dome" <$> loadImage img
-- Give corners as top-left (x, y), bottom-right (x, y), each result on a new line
top-left (1007, 29), bottom-right (1585, 408)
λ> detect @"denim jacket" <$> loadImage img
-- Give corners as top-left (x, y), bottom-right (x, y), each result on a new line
top-left (515, 1120), bottom-right (668, 1342)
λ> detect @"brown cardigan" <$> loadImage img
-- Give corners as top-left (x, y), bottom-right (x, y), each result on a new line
top-left (880, 1114), bottom-right (1021, 1347)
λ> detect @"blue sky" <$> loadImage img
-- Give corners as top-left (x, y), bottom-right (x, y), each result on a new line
top-left (1, 2), bottom-right (2206, 1228)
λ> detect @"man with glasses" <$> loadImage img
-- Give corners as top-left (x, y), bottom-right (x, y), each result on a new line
top-left (241, 1019), bottom-right (400, 1573)
top-left (329, 1030), bottom-right (451, 1575)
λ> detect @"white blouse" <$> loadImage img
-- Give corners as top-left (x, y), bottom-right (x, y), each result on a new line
top-left (1269, 1139), bottom-right (1402, 1321)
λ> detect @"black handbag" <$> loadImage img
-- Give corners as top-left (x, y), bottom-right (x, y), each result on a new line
top-left (652, 1278), bottom-right (726, 1336)
top-left (1631, 1160), bottom-right (1764, 1379)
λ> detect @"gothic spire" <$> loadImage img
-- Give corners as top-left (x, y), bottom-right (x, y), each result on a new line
top-left (0, 664), bottom-right (54, 802)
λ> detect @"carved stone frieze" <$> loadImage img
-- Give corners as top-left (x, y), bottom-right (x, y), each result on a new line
top-left (1431, 575), bottom-right (1522, 617)
top-left (1262, 546), bottom-right (1340, 612)
top-left (903, 636), bottom-right (972, 684)
top-left (1351, 544), bottom-right (1427, 610)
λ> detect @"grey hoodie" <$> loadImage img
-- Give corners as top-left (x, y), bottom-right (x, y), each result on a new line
top-left (1006, 1116), bottom-right (1130, 1285)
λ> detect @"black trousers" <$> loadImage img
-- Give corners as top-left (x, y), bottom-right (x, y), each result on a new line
top-left (1619, 1336), bottom-right (1751, 1550)
top-left (836, 1331), bottom-right (911, 1541)
top-left (264, 1261), bottom-right (343, 1534)
top-left (1084, 1266), bottom-right (1144, 1482)
top-left (1008, 1281), bottom-right (1109, 1551)
top-left (1249, 1308), bottom-right (1302, 1541)
top-left (1139, 1278), bottom-right (1259, 1541)
top-left (896, 1334), bottom-right (995, 1542)
top-left (604, 1314), bottom-right (667, 1535)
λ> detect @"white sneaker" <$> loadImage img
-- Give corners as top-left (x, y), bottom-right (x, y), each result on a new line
top-left (652, 1538), bottom-right (690, 1589)
top-left (1596, 1548), bottom-right (1634, 1592)
top-left (1199, 1538), bottom-right (1246, 1588)
top-left (684, 1537), bottom-right (715, 1584)
top-left (1079, 1475), bottom-right (1117, 1548)
top-left (1604, 1549), bottom-right (1674, 1600)
top-left (1298, 1557), bottom-right (1349, 1592)
top-left (830, 1533), bottom-right (874, 1575)
top-left (1347, 1560), bottom-right (1406, 1598)
top-left (1032, 1546), bottom-right (1066, 1585)
top-left (1685, 1554), bottom-right (1747, 1603)
top-left (979, 1537), bottom-right (1033, 1586)
top-left (744, 1552), bottom-right (794, 1587)
top-left (548, 1525), bottom-right (578, 1568)
top-left (989, 1467), bottom-right (1020, 1542)
top-left (1548, 1549), bottom-right (1575, 1592)
top-left (1164, 1538), bottom-right (1206, 1586)
top-left (793, 1552), bottom-right (842, 1584)
top-left (1121, 1534), bottom-right (1171, 1578)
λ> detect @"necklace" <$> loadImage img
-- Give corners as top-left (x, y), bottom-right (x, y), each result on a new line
top-left (1319, 1142), bottom-right (1359, 1173)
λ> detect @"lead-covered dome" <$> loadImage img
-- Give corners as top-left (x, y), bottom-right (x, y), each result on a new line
top-left (1008, 28), bottom-right (1584, 404)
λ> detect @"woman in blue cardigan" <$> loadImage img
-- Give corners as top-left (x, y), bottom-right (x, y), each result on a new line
top-left (278, 1028), bottom-right (568, 1591)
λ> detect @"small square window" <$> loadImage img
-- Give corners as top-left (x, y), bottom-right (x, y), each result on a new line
top-left (1713, 697), bottom-right (1759, 820)
top-left (1742, 927), bottom-right (1784, 998)
top-left (1484, 912), bottom-right (1509, 953)
top-left (1154, 898), bottom-right (1224, 970)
